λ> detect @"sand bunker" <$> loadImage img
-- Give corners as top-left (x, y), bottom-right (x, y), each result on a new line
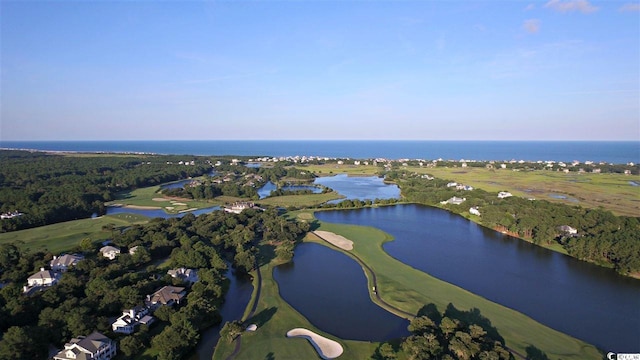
top-left (152, 198), bottom-right (170, 202)
top-left (313, 231), bottom-right (353, 251)
top-left (165, 207), bottom-right (174, 210)
top-left (171, 202), bottom-right (187, 206)
top-left (286, 328), bottom-right (343, 359)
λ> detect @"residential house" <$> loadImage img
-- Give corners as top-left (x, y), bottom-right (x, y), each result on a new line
top-left (24, 268), bottom-right (60, 294)
top-left (112, 306), bottom-right (155, 334)
top-left (446, 182), bottom-right (458, 188)
top-left (167, 268), bottom-right (199, 284)
top-left (53, 331), bottom-right (116, 360)
top-left (440, 197), bottom-right (466, 205)
top-left (100, 246), bottom-right (121, 260)
top-left (469, 207), bottom-right (481, 216)
top-left (129, 246), bottom-right (141, 255)
top-left (558, 225), bottom-right (578, 235)
top-left (146, 286), bottom-right (186, 309)
top-left (50, 254), bottom-right (84, 272)
top-left (224, 201), bottom-right (256, 214)
top-left (498, 191), bottom-right (513, 199)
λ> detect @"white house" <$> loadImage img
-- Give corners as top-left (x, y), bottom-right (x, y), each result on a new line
top-left (24, 268), bottom-right (60, 293)
top-left (167, 268), bottom-right (199, 284)
top-left (498, 191), bottom-right (513, 199)
top-left (112, 306), bottom-right (155, 334)
top-left (129, 246), bottom-right (141, 255)
top-left (50, 254), bottom-right (84, 272)
top-left (224, 202), bottom-right (256, 214)
top-left (558, 225), bottom-right (578, 235)
top-left (440, 197), bottom-right (466, 205)
top-left (53, 332), bottom-right (116, 360)
top-left (100, 246), bottom-right (121, 260)
top-left (469, 207), bottom-right (481, 216)
top-left (446, 182), bottom-right (458, 188)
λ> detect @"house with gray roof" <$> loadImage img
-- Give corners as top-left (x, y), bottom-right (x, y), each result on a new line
top-left (53, 331), bottom-right (116, 360)
top-left (167, 268), bottom-right (198, 284)
top-left (145, 285), bottom-right (186, 309)
top-left (51, 254), bottom-right (84, 272)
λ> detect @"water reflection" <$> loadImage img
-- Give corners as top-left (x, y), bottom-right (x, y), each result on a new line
top-left (313, 174), bottom-right (400, 204)
top-left (315, 205), bottom-right (640, 352)
top-left (274, 242), bottom-right (410, 341)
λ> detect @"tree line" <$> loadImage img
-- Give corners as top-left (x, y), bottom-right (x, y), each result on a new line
top-left (0, 151), bottom-right (212, 232)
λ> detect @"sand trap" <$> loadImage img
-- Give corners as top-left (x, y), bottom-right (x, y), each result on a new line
top-left (286, 328), bottom-right (343, 359)
top-left (152, 198), bottom-right (170, 202)
top-left (123, 205), bottom-right (161, 210)
top-left (171, 202), bottom-right (187, 206)
top-left (165, 207), bottom-right (174, 210)
top-left (313, 231), bottom-right (353, 251)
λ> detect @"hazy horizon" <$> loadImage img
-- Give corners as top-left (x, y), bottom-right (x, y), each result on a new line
top-left (2, 1), bottom-right (639, 141)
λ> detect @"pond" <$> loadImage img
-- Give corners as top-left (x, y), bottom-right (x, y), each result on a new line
top-left (315, 205), bottom-right (640, 352)
top-left (195, 266), bottom-right (253, 360)
top-left (274, 242), bottom-right (410, 341)
top-left (257, 182), bottom-right (323, 199)
top-left (105, 205), bottom-right (220, 218)
top-left (312, 174), bottom-right (401, 204)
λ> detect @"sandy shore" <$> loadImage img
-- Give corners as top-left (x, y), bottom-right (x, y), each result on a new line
top-left (286, 328), bottom-right (343, 359)
top-left (109, 204), bottom-right (161, 210)
top-left (313, 231), bottom-right (354, 251)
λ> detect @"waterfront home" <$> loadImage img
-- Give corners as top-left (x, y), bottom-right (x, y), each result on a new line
top-left (50, 254), bottom-right (84, 272)
top-left (146, 286), bottom-right (186, 309)
top-left (224, 201), bottom-right (256, 214)
top-left (23, 268), bottom-right (60, 294)
top-left (112, 306), bottom-right (155, 334)
top-left (558, 225), bottom-right (578, 235)
top-left (498, 191), bottom-right (513, 199)
top-left (53, 331), bottom-right (116, 360)
top-left (167, 268), bottom-right (199, 284)
top-left (440, 197), bottom-right (466, 205)
top-left (469, 207), bottom-right (481, 216)
top-left (99, 246), bottom-right (121, 260)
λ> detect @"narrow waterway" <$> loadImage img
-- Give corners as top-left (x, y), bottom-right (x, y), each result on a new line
top-left (315, 205), bottom-right (640, 352)
top-left (195, 266), bottom-right (253, 360)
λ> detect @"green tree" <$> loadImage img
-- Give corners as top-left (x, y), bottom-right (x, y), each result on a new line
top-left (0, 326), bottom-right (48, 360)
top-left (220, 320), bottom-right (244, 343)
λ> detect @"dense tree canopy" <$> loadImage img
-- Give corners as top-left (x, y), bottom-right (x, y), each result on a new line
top-left (0, 151), bottom-right (212, 232)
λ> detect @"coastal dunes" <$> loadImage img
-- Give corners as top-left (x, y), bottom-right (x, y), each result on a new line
top-left (312, 231), bottom-right (354, 251)
top-left (286, 328), bottom-right (343, 359)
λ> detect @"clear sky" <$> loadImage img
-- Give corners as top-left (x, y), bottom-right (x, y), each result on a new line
top-left (1, 1), bottom-right (638, 141)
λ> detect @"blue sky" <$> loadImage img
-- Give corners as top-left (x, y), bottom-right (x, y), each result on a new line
top-left (1, 1), bottom-right (638, 141)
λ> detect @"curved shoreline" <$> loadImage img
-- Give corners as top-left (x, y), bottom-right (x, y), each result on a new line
top-left (286, 328), bottom-right (343, 359)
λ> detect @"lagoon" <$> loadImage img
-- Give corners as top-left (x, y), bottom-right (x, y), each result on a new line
top-left (315, 205), bottom-right (640, 352)
top-left (273, 242), bottom-right (410, 341)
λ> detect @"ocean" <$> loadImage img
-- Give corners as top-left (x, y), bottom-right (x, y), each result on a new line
top-left (1, 140), bottom-right (638, 164)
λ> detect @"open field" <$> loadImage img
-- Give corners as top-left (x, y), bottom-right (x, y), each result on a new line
top-left (212, 260), bottom-right (379, 360)
top-left (299, 163), bottom-right (380, 176)
top-left (295, 211), bottom-right (601, 360)
top-left (406, 167), bottom-right (640, 217)
top-left (257, 192), bottom-right (344, 208)
top-left (0, 214), bottom-right (148, 253)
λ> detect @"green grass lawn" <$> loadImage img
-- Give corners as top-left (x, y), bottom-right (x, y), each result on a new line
top-left (299, 163), bottom-right (381, 176)
top-left (0, 214), bottom-right (148, 253)
top-left (302, 213), bottom-right (602, 360)
top-left (412, 167), bottom-right (640, 217)
top-left (110, 183), bottom-right (218, 212)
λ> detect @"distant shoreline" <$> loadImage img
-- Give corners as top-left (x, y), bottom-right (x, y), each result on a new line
top-left (2, 140), bottom-right (638, 164)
